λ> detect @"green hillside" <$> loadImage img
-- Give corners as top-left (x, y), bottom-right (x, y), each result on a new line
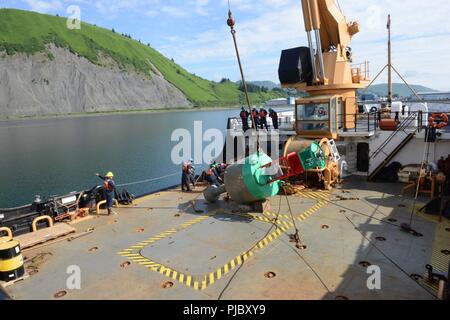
top-left (363, 83), bottom-right (437, 98)
top-left (0, 8), bottom-right (283, 107)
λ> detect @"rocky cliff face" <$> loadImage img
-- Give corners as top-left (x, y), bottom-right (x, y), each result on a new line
top-left (0, 45), bottom-right (191, 116)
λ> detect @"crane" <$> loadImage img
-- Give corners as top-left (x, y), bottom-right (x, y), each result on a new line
top-left (279, 0), bottom-right (370, 139)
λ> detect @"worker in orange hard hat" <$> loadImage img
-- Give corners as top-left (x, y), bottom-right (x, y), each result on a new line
top-left (96, 172), bottom-right (117, 215)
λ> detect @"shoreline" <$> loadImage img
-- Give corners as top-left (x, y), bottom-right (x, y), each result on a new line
top-left (0, 105), bottom-right (242, 122)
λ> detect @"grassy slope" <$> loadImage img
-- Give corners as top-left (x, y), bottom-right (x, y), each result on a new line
top-left (0, 8), bottom-right (283, 107)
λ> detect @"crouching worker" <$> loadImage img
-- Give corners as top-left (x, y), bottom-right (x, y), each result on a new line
top-left (96, 172), bottom-right (117, 215)
top-left (181, 161), bottom-right (192, 192)
top-left (205, 165), bottom-right (221, 187)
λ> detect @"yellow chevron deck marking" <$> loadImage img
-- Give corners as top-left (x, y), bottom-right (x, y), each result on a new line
top-left (119, 191), bottom-right (330, 291)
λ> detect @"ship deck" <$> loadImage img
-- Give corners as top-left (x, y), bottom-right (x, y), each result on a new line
top-left (4, 176), bottom-right (450, 300)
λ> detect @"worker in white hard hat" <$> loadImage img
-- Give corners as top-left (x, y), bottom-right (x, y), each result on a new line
top-left (96, 172), bottom-right (117, 215)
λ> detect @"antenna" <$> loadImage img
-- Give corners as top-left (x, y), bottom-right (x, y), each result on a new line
top-left (387, 14), bottom-right (392, 106)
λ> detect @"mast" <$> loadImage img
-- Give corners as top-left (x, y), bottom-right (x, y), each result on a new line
top-left (387, 14), bottom-right (392, 106)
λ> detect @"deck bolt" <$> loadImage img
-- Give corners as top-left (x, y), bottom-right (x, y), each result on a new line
top-left (88, 247), bottom-right (99, 252)
top-left (359, 261), bottom-right (371, 268)
top-left (339, 210), bottom-right (346, 213)
top-left (321, 225), bottom-right (330, 230)
top-left (54, 291), bottom-right (67, 299)
top-left (136, 228), bottom-right (145, 233)
top-left (264, 272), bottom-right (276, 279)
top-left (161, 281), bottom-right (174, 289)
top-left (120, 261), bottom-right (131, 268)
top-left (410, 274), bottom-right (423, 281)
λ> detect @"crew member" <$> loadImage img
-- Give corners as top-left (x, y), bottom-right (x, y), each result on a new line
top-left (188, 158), bottom-right (196, 188)
top-left (240, 107), bottom-right (250, 132)
top-left (251, 108), bottom-right (260, 129)
top-left (96, 172), bottom-right (116, 215)
top-left (181, 161), bottom-right (192, 192)
top-left (269, 109), bottom-right (279, 130)
top-left (259, 108), bottom-right (268, 130)
top-left (205, 165), bottom-right (221, 187)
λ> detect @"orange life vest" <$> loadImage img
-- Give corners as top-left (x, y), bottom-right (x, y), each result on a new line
top-left (103, 179), bottom-right (113, 192)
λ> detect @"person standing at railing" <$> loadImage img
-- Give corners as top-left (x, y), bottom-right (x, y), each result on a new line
top-left (251, 108), bottom-right (260, 129)
top-left (240, 107), bottom-right (250, 132)
top-left (259, 108), bottom-right (269, 130)
top-left (269, 109), bottom-right (279, 130)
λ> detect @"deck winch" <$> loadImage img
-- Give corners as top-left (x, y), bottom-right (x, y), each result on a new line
top-left (284, 137), bottom-right (341, 190)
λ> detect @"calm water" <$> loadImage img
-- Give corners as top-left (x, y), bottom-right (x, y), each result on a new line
top-left (0, 109), bottom-right (243, 208)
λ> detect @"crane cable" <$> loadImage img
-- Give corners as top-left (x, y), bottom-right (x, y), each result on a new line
top-left (285, 192), bottom-right (302, 247)
top-left (227, 1), bottom-right (261, 150)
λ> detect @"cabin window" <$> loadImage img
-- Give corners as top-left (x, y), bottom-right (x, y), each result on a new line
top-left (296, 103), bottom-right (330, 132)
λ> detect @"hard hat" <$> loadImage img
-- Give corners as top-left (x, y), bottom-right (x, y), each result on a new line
top-left (106, 172), bottom-right (114, 178)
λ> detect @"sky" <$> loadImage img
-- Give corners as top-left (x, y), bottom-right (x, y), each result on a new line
top-left (1, 0), bottom-right (450, 91)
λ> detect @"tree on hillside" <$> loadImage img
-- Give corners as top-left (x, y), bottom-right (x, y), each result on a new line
top-left (238, 82), bottom-right (261, 93)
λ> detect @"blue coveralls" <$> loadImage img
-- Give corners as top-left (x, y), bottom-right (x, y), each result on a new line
top-left (181, 163), bottom-right (192, 192)
top-left (98, 176), bottom-right (116, 209)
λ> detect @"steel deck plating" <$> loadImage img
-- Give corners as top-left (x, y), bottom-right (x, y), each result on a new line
top-left (5, 177), bottom-right (449, 300)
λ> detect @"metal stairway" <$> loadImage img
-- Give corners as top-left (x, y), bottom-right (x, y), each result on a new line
top-left (368, 113), bottom-right (418, 181)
